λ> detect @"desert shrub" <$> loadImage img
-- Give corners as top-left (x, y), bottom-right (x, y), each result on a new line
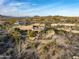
top-left (29, 31), bottom-right (38, 37)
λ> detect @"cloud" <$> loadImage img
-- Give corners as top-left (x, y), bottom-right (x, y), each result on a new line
top-left (0, 0), bottom-right (33, 16)
top-left (0, 0), bottom-right (5, 5)
top-left (0, 0), bottom-right (79, 16)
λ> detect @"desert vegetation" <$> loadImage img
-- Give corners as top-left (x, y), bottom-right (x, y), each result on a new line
top-left (0, 15), bottom-right (79, 59)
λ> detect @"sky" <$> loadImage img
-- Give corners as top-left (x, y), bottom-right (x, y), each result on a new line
top-left (0, 0), bottom-right (79, 16)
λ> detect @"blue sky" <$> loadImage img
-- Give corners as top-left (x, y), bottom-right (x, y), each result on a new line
top-left (0, 0), bottom-right (79, 16)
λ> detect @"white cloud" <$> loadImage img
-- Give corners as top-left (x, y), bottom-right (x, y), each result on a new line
top-left (0, 0), bottom-right (33, 16)
top-left (0, 0), bottom-right (79, 16)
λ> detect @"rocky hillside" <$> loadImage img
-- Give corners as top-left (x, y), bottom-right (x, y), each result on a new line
top-left (0, 16), bottom-right (79, 59)
top-left (0, 25), bottom-right (79, 59)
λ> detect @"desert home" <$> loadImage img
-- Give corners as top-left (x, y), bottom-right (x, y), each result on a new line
top-left (16, 23), bottom-right (45, 31)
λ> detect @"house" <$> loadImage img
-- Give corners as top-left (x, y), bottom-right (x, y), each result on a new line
top-left (16, 23), bottom-right (45, 31)
top-left (32, 23), bottom-right (45, 31)
top-left (14, 21), bottom-right (25, 25)
top-left (14, 20), bottom-right (31, 25)
top-left (17, 25), bottom-right (33, 31)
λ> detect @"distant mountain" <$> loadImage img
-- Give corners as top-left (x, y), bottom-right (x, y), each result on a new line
top-left (0, 15), bottom-right (17, 21)
top-left (0, 15), bottom-right (6, 17)
top-left (0, 15), bottom-right (30, 18)
top-left (0, 15), bottom-right (12, 18)
top-left (0, 15), bottom-right (17, 18)
top-left (0, 15), bottom-right (31, 21)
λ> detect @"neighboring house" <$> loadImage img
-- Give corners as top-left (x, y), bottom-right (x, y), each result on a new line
top-left (14, 21), bottom-right (30, 25)
top-left (16, 23), bottom-right (45, 31)
top-left (14, 21), bottom-right (25, 25)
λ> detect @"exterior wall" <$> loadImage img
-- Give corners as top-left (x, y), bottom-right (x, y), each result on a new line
top-left (32, 26), bottom-right (45, 31)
